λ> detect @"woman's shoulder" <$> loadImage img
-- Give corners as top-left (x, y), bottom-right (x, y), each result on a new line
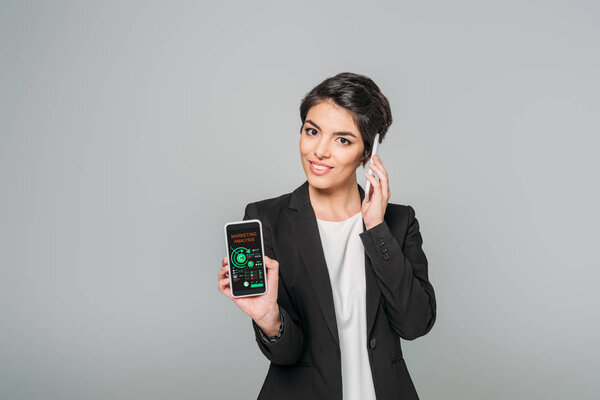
top-left (243, 190), bottom-right (294, 223)
top-left (245, 181), bottom-right (306, 216)
top-left (247, 192), bottom-right (292, 211)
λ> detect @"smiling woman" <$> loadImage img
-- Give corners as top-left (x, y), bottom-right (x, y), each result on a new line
top-left (299, 72), bottom-right (392, 166)
top-left (300, 100), bottom-right (367, 191)
top-left (298, 73), bottom-right (392, 221)
top-left (219, 72), bottom-right (436, 400)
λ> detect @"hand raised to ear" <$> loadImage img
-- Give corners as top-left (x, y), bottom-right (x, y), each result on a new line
top-left (362, 155), bottom-right (391, 230)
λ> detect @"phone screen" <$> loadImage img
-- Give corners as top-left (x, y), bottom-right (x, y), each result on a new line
top-left (225, 220), bottom-right (266, 297)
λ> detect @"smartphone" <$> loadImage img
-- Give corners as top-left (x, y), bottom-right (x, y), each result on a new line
top-left (365, 133), bottom-right (381, 199)
top-left (223, 219), bottom-right (268, 298)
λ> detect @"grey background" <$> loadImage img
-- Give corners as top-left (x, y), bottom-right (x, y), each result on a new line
top-left (1, 1), bottom-right (598, 399)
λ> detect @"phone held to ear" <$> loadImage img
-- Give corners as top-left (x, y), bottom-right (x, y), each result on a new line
top-left (223, 219), bottom-right (268, 298)
top-left (365, 133), bottom-right (381, 201)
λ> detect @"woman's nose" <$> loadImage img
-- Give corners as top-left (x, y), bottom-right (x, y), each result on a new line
top-left (314, 138), bottom-right (330, 158)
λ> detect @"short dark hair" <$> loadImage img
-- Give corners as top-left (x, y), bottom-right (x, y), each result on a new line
top-left (299, 72), bottom-right (392, 166)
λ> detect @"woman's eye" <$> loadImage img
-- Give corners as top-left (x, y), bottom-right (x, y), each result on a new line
top-left (304, 128), bottom-right (350, 145)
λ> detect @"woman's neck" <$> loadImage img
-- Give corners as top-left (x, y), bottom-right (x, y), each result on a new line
top-left (308, 179), bottom-right (362, 221)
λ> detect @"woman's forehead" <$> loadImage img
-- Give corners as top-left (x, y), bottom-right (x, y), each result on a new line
top-left (305, 101), bottom-right (359, 133)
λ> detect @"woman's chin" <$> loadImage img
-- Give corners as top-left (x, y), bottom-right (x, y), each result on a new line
top-left (307, 175), bottom-right (329, 188)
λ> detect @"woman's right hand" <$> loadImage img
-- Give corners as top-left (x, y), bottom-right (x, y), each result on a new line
top-left (218, 255), bottom-right (281, 336)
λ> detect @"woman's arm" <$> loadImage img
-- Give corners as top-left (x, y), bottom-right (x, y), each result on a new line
top-left (256, 308), bottom-right (284, 342)
top-left (359, 205), bottom-right (437, 340)
top-left (244, 203), bottom-right (306, 364)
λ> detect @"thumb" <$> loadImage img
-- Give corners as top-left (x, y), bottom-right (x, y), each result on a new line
top-left (264, 256), bottom-right (279, 290)
top-left (264, 256), bottom-right (279, 272)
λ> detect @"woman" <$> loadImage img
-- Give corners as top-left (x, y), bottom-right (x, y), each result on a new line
top-left (218, 72), bottom-right (436, 400)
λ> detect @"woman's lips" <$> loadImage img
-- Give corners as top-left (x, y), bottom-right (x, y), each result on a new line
top-left (309, 161), bottom-right (333, 175)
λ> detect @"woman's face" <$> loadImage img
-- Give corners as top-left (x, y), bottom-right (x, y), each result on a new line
top-left (299, 100), bottom-right (365, 191)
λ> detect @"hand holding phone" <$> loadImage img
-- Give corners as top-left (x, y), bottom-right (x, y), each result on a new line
top-left (219, 219), bottom-right (281, 336)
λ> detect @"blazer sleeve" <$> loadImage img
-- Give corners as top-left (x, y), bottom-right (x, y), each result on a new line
top-left (256, 309), bottom-right (285, 343)
top-left (359, 205), bottom-right (437, 340)
top-left (243, 202), bottom-right (306, 364)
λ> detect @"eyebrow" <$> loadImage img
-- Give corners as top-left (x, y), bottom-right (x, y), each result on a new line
top-left (304, 119), bottom-right (358, 139)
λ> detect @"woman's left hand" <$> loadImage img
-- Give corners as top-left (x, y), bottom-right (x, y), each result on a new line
top-left (362, 155), bottom-right (391, 230)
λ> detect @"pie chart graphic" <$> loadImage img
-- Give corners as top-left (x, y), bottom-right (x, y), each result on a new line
top-left (230, 246), bottom-right (251, 269)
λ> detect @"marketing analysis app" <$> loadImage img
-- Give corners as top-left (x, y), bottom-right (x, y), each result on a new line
top-left (226, 222), bottom-right (265, 296)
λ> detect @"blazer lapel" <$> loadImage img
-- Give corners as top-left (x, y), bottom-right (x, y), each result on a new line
top-left (287, 180), bottom-right (381, 348)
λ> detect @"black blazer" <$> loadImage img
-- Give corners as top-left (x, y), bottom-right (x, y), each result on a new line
top-left (242, 180), bottom-right (436, 400)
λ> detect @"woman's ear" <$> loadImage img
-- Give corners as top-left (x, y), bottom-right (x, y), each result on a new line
top-left (360, 150), bottom-right (369, 166)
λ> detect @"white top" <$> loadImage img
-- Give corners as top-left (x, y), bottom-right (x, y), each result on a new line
top-left (316, 211), bottom-right (377, 400)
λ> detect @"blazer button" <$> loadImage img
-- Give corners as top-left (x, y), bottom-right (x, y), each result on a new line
top-left (369, 338), bottom-right (377, 349)
top-left (380, 247), bottom-right (388, 254)
top-left (382, 253), bottom-right (390, 261)
top-left (376, 238), bottom-right (384, 246)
